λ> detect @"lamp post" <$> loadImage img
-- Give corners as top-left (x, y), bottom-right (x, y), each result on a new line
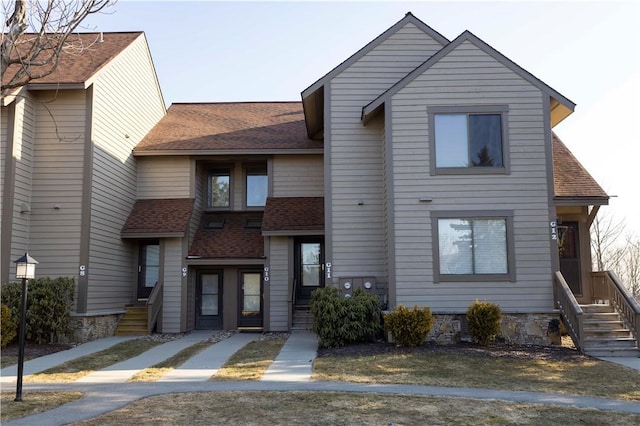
top-left (14, 253), bottom-right (38, 402)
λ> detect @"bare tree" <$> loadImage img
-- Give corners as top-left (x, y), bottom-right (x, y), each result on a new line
top-left (1, 0), bottom-right (115, 95)
top-left (590, 210), bottom-right (626, 271)
top-left (619, 235), bottom-right (640, 299)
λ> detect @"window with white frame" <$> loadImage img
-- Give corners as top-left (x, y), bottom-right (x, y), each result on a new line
top-left (433, 212), bottom-right (515, 282)
top-left (429, 106), bottom-right (508, 174)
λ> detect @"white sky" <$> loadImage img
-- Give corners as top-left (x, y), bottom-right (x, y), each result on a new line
top-left (83, 1), bottom-right (640, 237)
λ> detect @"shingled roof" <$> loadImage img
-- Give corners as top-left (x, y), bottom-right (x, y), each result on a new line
top-left (2, 32), bottom-right (143, 88)
top-left (189, 212), bottom-right (264, 259)
top-left (262, 197), bottom-right (324, 236)
top-left (553, 133), bottom-right (608, 204)
top-left (134, 102), bottom-right (322, 153)
top-left (121, 198), bottom-right (194, 238)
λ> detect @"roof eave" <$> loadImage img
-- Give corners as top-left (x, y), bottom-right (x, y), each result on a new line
top-left (133, 148), bottom-right (324, 157)
top-left (262, 230), bottom-right (324, 237)
top-left (186, 258), bottom-right (266, 266)
top-left (554, 196), bottom-right (609, 206)
top-left (121, 231), bottom-right (186, 239)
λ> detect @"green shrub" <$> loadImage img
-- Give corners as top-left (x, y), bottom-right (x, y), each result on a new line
top-left (1, 277), bottom-right (75, 344)
top-left (466, 300), bottom-right (502, 346)
top-left (1, 304), bottom-right (17, 348)
top-left (384, 305), bottom-right (434, 347)
top-left (311, 287), bottom-right (382, 348)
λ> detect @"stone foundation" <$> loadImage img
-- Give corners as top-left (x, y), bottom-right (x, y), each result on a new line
top-left (427, 313), bottom-right (562, 346)
top-left (66, 312), bottom-right (123, 343)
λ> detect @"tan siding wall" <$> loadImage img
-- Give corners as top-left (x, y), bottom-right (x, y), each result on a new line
top-left (162, 238), bottom-right (185, 332)
top-left (272, 155), bottom-right (324, 197)
top-left (329, 23), bottom-right (443, 283)
top-left (268, 236), bottom-right (289, 331)
top-left (87, 35), bottom-right (165, 310)
top-left (190, 161), bottom-right (205, 245)
top-left (137, 156), bottom-right (191, 199)
top-left (28, 91), bottom-right (85, 279)
top-left (390, 40), bottom-right (552, 312)
top-left (6, 96), bottom-right (36, 277)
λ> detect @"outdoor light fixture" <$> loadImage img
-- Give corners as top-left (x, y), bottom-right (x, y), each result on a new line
top-left (14, 253), bottom-right (38, 402)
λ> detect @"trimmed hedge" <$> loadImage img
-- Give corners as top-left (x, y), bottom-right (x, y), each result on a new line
top-left (311, 286), bottom-right (382, 348)
top-left (1, 304), bottom-right (17, 348)
top-left (466, 300), bottom-right (502, 346)
top-left (384, 305), bottom-right (434, 347)
top-left (1, 277), bottom-right (75, 344)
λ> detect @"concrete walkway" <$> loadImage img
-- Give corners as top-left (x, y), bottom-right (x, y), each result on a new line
top-left (1, 330), bottom-right (639, 425)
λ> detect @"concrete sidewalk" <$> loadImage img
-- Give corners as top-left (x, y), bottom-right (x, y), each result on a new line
top-left (262, 330), bottom-right (318, 382)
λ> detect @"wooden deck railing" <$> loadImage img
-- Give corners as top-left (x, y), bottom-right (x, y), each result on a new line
top-left (591, 271), bottom-right (640, 340)
top-left (553, 271), bottom-right (584, 350)
top-left (147, 281), bottom-right (163, 334)
top-left (288, 279), bottom-right (297, 330)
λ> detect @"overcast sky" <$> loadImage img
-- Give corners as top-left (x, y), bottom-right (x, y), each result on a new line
top-left (83, 1), bottom-right (640, 238)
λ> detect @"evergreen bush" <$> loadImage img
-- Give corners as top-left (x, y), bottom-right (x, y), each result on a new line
top-left (1, 304), bottom-right (17, 348)
top-left (466, 300), bottom-right (502, 345)
top-left (311, 286), bottom-right (382, 348)
top-left (384, 305), bottom-right (434, 347)
top-left (1, 277), bottom-right (75, 344)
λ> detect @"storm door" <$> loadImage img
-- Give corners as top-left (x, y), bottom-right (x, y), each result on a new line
top-left (238, 270), bottom-right (263, 327)
top-left (137, 241), bottom-right (159, 300)
top-left (196, 271), bottom-right (222, 329)
top-left (295, 238), bottom-right (325, 305)
top-left (559, 222), bottom-right (582, 295)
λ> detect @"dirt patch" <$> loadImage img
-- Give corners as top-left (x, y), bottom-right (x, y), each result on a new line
top-left (318, 339), bottom-right (590, 363)
top-left (2, 342), bottom-right (73, 359)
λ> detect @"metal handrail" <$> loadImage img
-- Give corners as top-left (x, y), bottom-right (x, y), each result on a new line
top-left (147, 281), bottom-right (163, 334)
top-left (553, 271), bottom-right (584, 350)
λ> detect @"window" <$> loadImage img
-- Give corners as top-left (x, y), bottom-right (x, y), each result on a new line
top-left (429, 106), bottom-right (508, 174)
top-left (246, 168), bottom-right (267, 207)
top-left (433, 211), bottom-right (515, 282)
top-left (208, 169), bottom-right (230, 208)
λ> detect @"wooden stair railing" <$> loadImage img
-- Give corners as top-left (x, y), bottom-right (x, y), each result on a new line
top-left (147, 280), bottom-right (163, 334)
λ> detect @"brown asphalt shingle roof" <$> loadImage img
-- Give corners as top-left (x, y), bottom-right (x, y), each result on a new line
top-left (189, 212), bottom-right (264, 259)
top-left (262, 197), bottom-right (324, 234)
top-left (2, 32), bottom-right (142, 87)
top-left (134, 102), bottom-right (322, 152)
top-left (121, 198), bottom-right (194, 237)
top-left (553, 133), bottom-right (608, 201)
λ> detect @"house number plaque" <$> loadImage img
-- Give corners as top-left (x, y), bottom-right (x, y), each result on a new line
top-left (550, 221), bottom-right (558, 241)
top-left (264, 266), bottom-right (270, 282)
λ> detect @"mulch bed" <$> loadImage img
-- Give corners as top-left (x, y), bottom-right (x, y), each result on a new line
top-left (318, 340), bottom-right (591, 363)
top-left (2, 342), bottom-right (73, 359)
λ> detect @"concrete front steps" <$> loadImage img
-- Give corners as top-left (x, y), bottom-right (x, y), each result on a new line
top-left (115, 305), bottom-right (148, 336)
top-left (580, 304), bottom-right (639, 358)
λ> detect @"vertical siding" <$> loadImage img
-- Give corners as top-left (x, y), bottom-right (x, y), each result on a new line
top-left (7, 96), bottom-right (36, 277)
top-left (272, 155), bottom-right (324, 197)
top-left (87, 34), bottom-right (166, 311)
top-left (268, 236), bottom-right (290, 331)
top-left (28, 91), bottom-right (85, 278)
top-left (162, 238), bottom-right (184, 332)
top-left (137, 156), bottom-right (191, 199)
top-left (390, 40), bottom-right (552, 312)
top-left (329, 23), bottom-right (443, 282)
top-left (190, 161), bottom-right (205, 245)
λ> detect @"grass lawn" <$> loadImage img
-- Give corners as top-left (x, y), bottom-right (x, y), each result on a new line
top-left (128, 341), bottom-right (213, 382)
top-left (313, 351), bottom-right (640, 401)
top-left (73, 391), bottom-right (640, 426)
top-left (1, 391), bottom-right (83, 423)
top-left (212, 337), bottom-right (286, 381)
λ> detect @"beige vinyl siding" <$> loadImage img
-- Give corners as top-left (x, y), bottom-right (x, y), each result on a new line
top-left (390, 40), bottom-right (552, 312)
top-left (27, 90), bottom-right (85, 278)
top-left (267, 236), bottom-right (289, 331)
top-left (329, 23), bottom-right (443, 282)
top-left (190, 161), bottom-right (205, 245)
top-left (272, 155), bottom-right (324, 197)
top-left (162, 237), bottom-right (185, 332)
top-left (6, 96), bottom-right (36, 276)
top-left (87, 35), bottom-right (165, 311)
top-left (137, 156), bottom-right (191, 199)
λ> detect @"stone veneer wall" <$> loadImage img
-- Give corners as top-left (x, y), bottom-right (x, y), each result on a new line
top-left (66, 313), bottom-right (123, 343)
top-left (427, 313), bottom-right (562, 346)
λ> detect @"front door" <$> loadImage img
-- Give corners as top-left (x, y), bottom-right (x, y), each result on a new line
top-left (238, 270), bottom-right (263, 328)
top-left (137, 241), bottom-right (159, 300)
top-left (196, 271), bottom-right (222, 329)
top-left (295, 238), bottom-right (325, 305)
top-left (559, 222), bottom-right (582, 295)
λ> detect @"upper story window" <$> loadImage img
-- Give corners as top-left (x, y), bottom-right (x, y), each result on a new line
top-left (429, 106), bottom-right (509, 175)
top-left (208, 169), bottom-right (231, 208)
top-left (246, 167), bottom-right (268, 207)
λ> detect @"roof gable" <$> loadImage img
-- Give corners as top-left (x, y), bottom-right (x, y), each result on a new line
top-left (2, 32), bottom-right (143, 90)
top-left (301, 12), bottom-right (449, 138)
top-left (362, 30), bottom-right (575, 126)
